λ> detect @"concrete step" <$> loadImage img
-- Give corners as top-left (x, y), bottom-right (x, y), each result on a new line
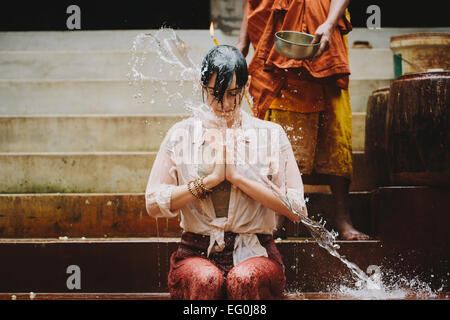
top-left (0, 79), bottom-right (194, 115)
top-left (0, 192), bottom-right (371, 238)
top-left (0, 237), bottom-right (383, 293)
top-left (0, 113), bottom-right (366, 152)
top-left (0, 50), bottom-right (206, 80)
top-left (0, 151), bottom-right (371, 193)
top-left (0, 291), bottom-right (448, 300)
top-left (0, 78), bottom-right (390, 115)
top-left (2, 28), bottom-right (449, 51)
top-left (0, 30), bottom-right (227, 52)
top-left (0, 292), bottom-right (173, 300)
top-left (0, 114), bottom-right (185, 152)
top-left (0, 152), bottom-right (156, 193)
top-left (0, 193), bottom-right (178, 238)
top-left (0, 49), bottom-right (393, 80)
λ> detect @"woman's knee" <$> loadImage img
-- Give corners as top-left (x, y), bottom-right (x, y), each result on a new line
top-left (169, 257), bottom-right (224, 299)
top-left (196, 264), bottom-right (225, 291)
top-left (226, 257), bottom-right (285, 300)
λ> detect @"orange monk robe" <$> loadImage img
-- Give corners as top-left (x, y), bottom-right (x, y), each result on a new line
top-left (247, 0), bottom-right (352, 119)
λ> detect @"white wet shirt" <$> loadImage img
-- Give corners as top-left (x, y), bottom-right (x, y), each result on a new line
top-left (145, 110), bottom-right (306, 266)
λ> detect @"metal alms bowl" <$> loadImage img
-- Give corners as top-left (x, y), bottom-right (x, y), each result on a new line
top-left (275, 31), bottom-right (320, 60)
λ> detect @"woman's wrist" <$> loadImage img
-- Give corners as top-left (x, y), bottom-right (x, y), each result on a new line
top-left (226, 171), bottom-right (243, 187)
top-left (204, 174), bottom-right (222, 189)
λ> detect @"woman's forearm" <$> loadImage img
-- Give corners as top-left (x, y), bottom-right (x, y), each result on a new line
top-left (231, 174), bottom-right (301, 222)
top-left (169, 175), bottom-right (220, 211)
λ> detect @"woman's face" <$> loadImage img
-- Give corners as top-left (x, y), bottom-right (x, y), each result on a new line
top-left (203, 72), bottom-right (244, 120)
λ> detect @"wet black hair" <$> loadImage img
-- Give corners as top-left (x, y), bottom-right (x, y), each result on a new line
top-left (200, 45), bottom-right (248, 105)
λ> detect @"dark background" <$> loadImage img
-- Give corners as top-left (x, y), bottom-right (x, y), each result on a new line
top-left (0, 0), bottom-right (447, 31)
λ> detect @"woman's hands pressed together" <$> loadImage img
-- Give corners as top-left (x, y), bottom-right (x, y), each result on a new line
top-left (224, 130), bottom-right (242, 184)
top-left (207, 129), bottom-right (242, 187)
top-left (205, 128), bottom-right (303, 223)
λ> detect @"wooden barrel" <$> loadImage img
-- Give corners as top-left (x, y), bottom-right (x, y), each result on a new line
top-left (386, 71), bottom-right (450, 186)
top-left (365, 86), bottom-right (391, 189)
top-left (390, 32), bottom-right (450, 74)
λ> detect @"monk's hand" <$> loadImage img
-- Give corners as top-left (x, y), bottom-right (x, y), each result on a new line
top-left (311, 22), bottom-right (335, 58)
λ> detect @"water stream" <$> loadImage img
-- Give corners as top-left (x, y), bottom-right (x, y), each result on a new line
top-left (129, 28), bottom-right (442, 299)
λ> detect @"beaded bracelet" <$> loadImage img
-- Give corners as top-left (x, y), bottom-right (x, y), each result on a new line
top-left (187, 177), bottom-right (212, 200)
top-left (187, 180), bottom-right (201, 199)
top-left (193, 178), bottom-right (205, 199)
top-left (199, 176), bottom-right (213, 193)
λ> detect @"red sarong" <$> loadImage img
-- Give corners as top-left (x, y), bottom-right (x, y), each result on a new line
top-left (167, 231), bottom-right (286, 300)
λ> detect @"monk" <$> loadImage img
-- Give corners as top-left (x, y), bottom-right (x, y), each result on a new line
top-left (236, 0), bottom-right (370, 240)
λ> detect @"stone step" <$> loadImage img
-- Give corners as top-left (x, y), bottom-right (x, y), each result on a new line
top-left (0, 113), bottom-right (366, 152)
top-left (0, 291), bottom-right (448, 300)
top-left (0, 292), bottom-right (173, 300)
top-left (0, 192), bottom-right (372, 238)
top-left (0, 30), bottom-right (227, 52)
top-left (0, 78), bottom-right (390, 115)
top-left (0, 152), bottom-right (156, 193)
top-left (0, 151), bottom-right (371, 193)
top-left (0, 49), bottom-right (394, 80)
top-left (0, 237), bottom-right (383, 293)
top-left (0, 193), bottom-right (177, 238)
top-left (0, 50), bottom-right (206, 81)
top-left (2, 28), bottom-right (448, 51)
top-left (0, 79), bottom-right (193, 115)
top-left (0, 114), bottom-right (185, 152)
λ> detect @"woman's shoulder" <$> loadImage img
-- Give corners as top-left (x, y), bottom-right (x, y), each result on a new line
top-left (246, 113), bottom-right (286, 133)
top-left (165, 116), bottom-right (199, 135)
top-left (245, 113), bottom-right (291, 150)
top-left (160, 117), bottom-right (200, 148)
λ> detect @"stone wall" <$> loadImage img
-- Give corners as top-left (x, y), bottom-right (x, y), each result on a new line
top-left (210, 0), bottom-right (243, 35)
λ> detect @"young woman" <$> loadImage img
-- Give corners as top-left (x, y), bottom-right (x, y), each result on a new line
top-left (145, 45), bottom-right (307, 299)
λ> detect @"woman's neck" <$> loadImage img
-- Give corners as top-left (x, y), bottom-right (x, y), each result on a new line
top-left (226, 111), bottom-right (242, 128)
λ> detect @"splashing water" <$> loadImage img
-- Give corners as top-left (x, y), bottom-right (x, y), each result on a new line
top-left (329, 264), bottom-right (443, 300)
top-left (128, 29), bottom-right (202, 113)
top-left (129, 28), bottom-right (442, 299)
